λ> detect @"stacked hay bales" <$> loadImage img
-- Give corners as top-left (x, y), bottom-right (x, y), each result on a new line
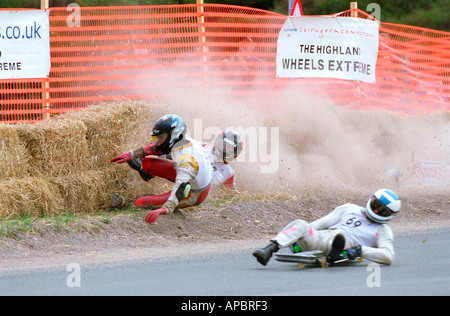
top-left (0, 124), bottom-right (30, 179)
top-left (0, 101), bottom-right (164, 219)
top-left (0, 177), bottom-right (62, 218)
top-left (17, 118), bottom-right (90, 178)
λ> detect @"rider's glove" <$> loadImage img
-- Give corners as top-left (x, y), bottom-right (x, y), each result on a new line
top-left (111, 151), bottom-right (133, 163)
top-left (343, 245), bottom-right (362, 260)
top-left (145, 207), bottom-right (167, 223)
top-left (111, 143), bottom-right (160, 164)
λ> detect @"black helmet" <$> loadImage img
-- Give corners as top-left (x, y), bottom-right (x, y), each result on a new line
top-left (151, 114), bottom-right (186, 154)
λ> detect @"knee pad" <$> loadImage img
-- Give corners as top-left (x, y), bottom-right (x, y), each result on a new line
top-left (175, 182), bottom-right (191, 202)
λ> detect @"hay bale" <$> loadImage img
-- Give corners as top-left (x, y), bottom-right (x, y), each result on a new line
top-left (55, 101), bottom-right (154, 169)
top-left (0, 101), bottom-right (168, 218)
top-left (49, 169), bottom-right (113, 213)
top-left (47, 166), bottom-right (153, 213)
top-left (16, 119), bottom-right (90, 178)
top-left (112, 165), bottom-right (174, 202)
top-left (0, 124), bottom-right (30, 180)
top-left (0, 177), bottom-right (63, 219)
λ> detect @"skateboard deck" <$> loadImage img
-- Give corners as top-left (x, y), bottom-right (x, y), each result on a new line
top-left (275, 250), bottom-right (362, 268)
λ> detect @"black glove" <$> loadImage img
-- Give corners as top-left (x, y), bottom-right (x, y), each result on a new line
top-left (344, 245), bottom-right (362, 260)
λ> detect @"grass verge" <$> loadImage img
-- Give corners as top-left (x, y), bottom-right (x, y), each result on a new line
top-left (0, 206), bottom-right (138, 239)
top-left (0, 190), bottom-right (299, 239)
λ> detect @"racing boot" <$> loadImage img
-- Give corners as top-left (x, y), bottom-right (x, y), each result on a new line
top-left (127, 158), bottom-right (155, 182)
top-left (252, 241), bottom-right (279, 266)
top-left (326, 234), bottom-right (346, 264)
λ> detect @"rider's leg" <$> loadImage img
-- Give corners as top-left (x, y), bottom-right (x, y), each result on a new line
top-left (141, 157), bottom-right (177, 182)
top-left (135, 185), bottom-right (211, 209)
top-left (273, 219), bottom-right (318, 248)
top-left (253, 219), bottom-right (316, 266)
top-left (253, 219), bottom-right (346, 266)
top-left (127, 158), bottom-right (155, 182)
top-left (135, 191), bottom-right (171, 209)
top-left (326, 233), bottom-right (346, 263)
top-left (133, 157), bottom-right (177, 209)
top-left (135, 158), bottom-right (211, 209)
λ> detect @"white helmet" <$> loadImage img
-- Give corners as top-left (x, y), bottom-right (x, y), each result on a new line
top-left (214, 130), bottom-right (244, 163)
top-left (365, 189), bottom-right (401, 224)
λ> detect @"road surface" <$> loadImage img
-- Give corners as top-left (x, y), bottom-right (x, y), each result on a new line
top-left (0, 229), bottom-right (448, 296)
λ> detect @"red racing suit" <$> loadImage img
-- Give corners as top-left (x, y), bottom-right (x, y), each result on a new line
top-left (111, 136), bottom-right (213, 217)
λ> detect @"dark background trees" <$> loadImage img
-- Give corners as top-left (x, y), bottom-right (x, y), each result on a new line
top-left (1, 0), bottom-right (449, 31)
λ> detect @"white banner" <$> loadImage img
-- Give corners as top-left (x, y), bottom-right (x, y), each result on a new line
top-left (0, 10), bottom-right (50, 79)
top-left (277, 16), bottom-right (379, 83)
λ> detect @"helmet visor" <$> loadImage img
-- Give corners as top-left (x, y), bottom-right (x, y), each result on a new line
top-left (215, 143), bottom-right (236, 162)
top-left (151, 133), bottom-right (169, 147)
top-left (370, 197), bottom-right (393, 217)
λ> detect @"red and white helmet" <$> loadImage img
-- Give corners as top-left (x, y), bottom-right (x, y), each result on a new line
top-left (214, 130), bottom-right (244, 163)
top-left (365, 189), bottom-right (401, 224)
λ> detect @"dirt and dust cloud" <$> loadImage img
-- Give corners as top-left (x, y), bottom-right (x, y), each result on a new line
top-left (135, 73), bottom-right (449, 202)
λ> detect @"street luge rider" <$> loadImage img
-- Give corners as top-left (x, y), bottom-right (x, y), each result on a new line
top-left (111, 114), bottom-right (212, 223)
top-left (253, 189), bottom-right (401, 266)
top-left (204, 130), bottom-right (244, 190)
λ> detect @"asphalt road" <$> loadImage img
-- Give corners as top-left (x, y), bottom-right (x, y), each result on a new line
top-left (1, 229), bottom-right (448, 296)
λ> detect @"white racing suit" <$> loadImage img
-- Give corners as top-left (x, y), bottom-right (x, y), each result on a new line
top-left (136, 136), bottom-right (213, 212)
top-left (166, 136), bottom-right (213, 211)
top-left (272, 204), bottom-right (395, 265)
top-left (203, 144), bottom-right (236, 190)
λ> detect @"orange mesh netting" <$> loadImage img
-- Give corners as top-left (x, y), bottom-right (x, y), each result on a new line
top-left (0, 4), bottom-right (449, 123)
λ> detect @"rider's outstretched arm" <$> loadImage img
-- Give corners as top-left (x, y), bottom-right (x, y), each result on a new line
top-left (361, 225), bottom-right (395, 265)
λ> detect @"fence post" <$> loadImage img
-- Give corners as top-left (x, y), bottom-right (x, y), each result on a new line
top-left (41, 0), bottom-right (50, 120)
top-left (350, 2), bottom-right (358, 17)
top-left (41, 0), bottom-right (49, 9)
top-left (288, 0), bottom-right (294, 15)
top-left (196, 0), bottom-right (207, 76)
top-left (350, 2), bottom-right (360, 105)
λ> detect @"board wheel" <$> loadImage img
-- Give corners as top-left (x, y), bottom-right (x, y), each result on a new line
top-left (297, 263), bottom-right (305, 268)
top-left (320, 257), bottom-right (328, 268)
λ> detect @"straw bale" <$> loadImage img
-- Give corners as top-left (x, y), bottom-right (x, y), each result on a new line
top-left (0, 124), bottom-right (30, 180)
top-left (54, 101), bottom-right (154, 169)
top-left (46, 165), bottom-right (156, 214)
top-left (0, 177), bottom-right (63, 219)
top-left (15, 119), bottom-right (90, 178)
top-left (112, 165), bottom-right (174, 201)
top-left (0, 168), bottom-right (134, 219)
top-left (49, 169), bottom-right (114, 213)
top-left (0, 101), bottom-right (168, 218)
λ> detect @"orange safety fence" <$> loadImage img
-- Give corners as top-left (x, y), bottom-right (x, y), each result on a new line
top-left (0, 4), bottom-right (449, 123)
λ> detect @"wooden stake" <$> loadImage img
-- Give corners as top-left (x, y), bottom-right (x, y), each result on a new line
top-left (196, 0), bottom-right (207, 77)
top-left (41, 0), bottom-right (50, 120)
top-left (40, 0), bottom-right (49, 10)
top-left (350, 2), bottom-right (358, 18)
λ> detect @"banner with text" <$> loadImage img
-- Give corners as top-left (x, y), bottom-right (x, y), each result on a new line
top-left (0, 10), bottom-right (50, 79)
top-left (276, 16), bottom-right (379, 83)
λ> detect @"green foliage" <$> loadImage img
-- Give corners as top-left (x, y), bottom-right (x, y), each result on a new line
top-left (0, 0), bottom-right (41, 8)
top-left (296, 0), bottom-right (450, 31)
top-left (0, 215), bottom-right (40, 237)
top-left (0, 0), bottom-right (448, 30)
top-left (395, 0), bottom-right (450, 31)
